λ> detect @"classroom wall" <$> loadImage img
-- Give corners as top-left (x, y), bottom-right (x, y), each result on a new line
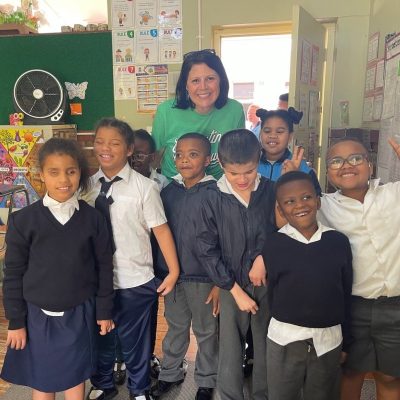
top-left (369, 0), bottom-right (400, 53)
top-left (109, 0), bottom-right (371, 130)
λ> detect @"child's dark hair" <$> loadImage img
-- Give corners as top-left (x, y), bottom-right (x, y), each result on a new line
top-left (256, 107), bottom-right (303, 133)
top-left (94, 117), bottom-right (134, 147)
top-left (218, 129), bottom-right (261, 166)
top-left (279, 93), bottom-right (289, 102)
top-left (327, 137), bottom-right (370, 157)
top-left (275, 171), bottom-right (316, 197)
top-left (134, 129), bottom-right (156, 153)
top-left (178, 132), bottom-right (211, 156)
top-left (38, 138), bottom-right (90, 193)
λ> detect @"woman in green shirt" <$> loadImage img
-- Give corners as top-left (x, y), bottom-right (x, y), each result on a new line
top-left (152, 49), bottom-right (245, 180)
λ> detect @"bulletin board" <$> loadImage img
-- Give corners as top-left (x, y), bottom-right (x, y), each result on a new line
top-left (373, 32), bottom-right (400, 182)
top-left (0, 31), bottom-right (114, 130)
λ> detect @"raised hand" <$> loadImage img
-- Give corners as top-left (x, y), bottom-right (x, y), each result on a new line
top-left (281, 145), bottom-right (305, 175)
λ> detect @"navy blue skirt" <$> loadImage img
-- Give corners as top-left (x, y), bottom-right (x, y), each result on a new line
top-left (1, 298), bottom-right (97, 392)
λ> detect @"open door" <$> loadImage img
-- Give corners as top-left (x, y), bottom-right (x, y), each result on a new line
top-left (289, 5), bottom-right (326, 179)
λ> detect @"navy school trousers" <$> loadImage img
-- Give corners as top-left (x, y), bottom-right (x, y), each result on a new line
top-left (90, 278), bottom-right (157, 395)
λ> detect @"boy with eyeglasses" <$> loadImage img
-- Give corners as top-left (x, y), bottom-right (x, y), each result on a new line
top-left (130, 129), bottom-right (169, 190)
top-left (318, 137), bottom-right (400, 399)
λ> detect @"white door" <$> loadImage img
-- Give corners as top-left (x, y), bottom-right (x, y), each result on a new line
top-left (289, 5), bottom-right (326, 179)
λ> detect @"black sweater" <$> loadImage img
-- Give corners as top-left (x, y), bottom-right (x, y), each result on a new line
top-left (3, 200), bottom-right (114, 329)
top-left (262, 230), bottom-right (353, 351)
top-left (158, 178), bottom-right (217, 282)
top-left (197, 177), bottom-right (276, 290)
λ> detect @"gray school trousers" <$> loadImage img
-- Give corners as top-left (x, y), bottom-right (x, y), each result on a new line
top-left (159, 281), bottom-right (218, 388)
top-left (266, 338), bottom-right (341, 400)
top-left (218, 285), bottom-right (269, 400)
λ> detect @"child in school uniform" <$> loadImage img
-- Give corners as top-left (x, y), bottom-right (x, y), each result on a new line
top-left (151, 133), bottom-right (219, 400)
top-left (262, 171), bottom-right (353, 400)
top-left (113, 129), bottom-right (169, 386)
top-left (257, 107), bottom-right (321, 194)
top-left (197, 129), bottom-right (276, 400)
top-left (1, 138), bottom-right (114, 399)
top-left (318, 137), bottom-right (400, 400)
top-left (130, 129), bottom-right (169, 191)
top-left (83, 118), bottom-right (180, 400)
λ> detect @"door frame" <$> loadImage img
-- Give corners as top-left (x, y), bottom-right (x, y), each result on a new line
top-left (213, 22), bottom-right (292, 56)
top-left (213, 20), bottom-right (336, 189)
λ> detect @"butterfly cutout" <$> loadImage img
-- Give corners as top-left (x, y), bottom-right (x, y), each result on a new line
top-left (65, 82), bottom-right (88, 100)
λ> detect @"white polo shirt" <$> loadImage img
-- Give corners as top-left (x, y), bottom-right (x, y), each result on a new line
top-left (84, 163), bottom-right (167, 289)
top-left (318, 179), bottom-right (400, 299)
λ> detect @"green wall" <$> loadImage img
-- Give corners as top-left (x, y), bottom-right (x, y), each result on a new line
top-left (0, 31), bottom-right (114, 130)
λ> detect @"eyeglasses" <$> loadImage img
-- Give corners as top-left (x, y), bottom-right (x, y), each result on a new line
top-left (131, 153), bottom-right (154, 162)
top-left (183, 49), bottom-right (216, 60)
top-left (326, 153), bottom-right (368, 170)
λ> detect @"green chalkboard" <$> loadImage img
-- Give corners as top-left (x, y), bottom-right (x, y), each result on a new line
top-left (0, 31), bottom-right (114, 130)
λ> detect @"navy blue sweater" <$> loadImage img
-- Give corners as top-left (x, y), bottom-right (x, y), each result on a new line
top-left (262, 230), bottom-right (353, 351)
top-left (3, 200), bottom-right (114, 329)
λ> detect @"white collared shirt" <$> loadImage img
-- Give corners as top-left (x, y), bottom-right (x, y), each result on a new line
top-left (318, 179), bottom-right (400, 299)
top-left (267, 222), bottom-right (342, 357)
top-left (43, 192), bottom-right (79, 225)
top-left (172, 173), bottom-right (216, 187)
top-left (83, 163), bottom-right (167, 289)
top-left (41, 192), bottom-right (80, 316)
top-left (217, 173), bottom-right (261, 208)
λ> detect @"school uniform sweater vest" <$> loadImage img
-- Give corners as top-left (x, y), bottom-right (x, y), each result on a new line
top-left (263, 231), bottom-right (353, 329)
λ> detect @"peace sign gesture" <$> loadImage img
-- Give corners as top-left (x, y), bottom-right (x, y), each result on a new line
top-left (281, 145), bottom-right (305, 175)
top-left (388, 137), bottom-right (400, 159)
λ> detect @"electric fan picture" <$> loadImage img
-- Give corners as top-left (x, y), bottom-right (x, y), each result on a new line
top-left (13, 69), bottom-right (67, 125)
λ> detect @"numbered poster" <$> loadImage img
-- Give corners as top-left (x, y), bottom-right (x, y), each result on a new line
top-left (135, 0), bottom-right (157, 27)
top-left (158, 0), bottom-right (182, 26)
top-left (111, 0), bottom-right (134, 29)
top-left (159, 27), bottom-right (182, 63)
top-left (112, 29), bottom-right (135, 64)
top-left (136, 28), bottom-right (159, 64)
top-left (113, 65), bottom-right (137, 100)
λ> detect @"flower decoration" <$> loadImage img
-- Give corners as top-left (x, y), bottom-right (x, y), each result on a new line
top-left (0, 2), bottom-right (47, 30)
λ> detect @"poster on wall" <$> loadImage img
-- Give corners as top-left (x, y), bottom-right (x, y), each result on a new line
top-left (367, 32), bottom-right (379, 63)
top-left (310, 45), bottom-right (319, 86)
top-left (135, 0), bottom-right (157, 27)
top-left (159, 26), bottom-right (183, 63)
top-left (0, 127), bottom-right (45, 205)
top-left (300, 40), bottom-right (312, 84)
top-left (136, 64), bottom-right (168, 113)
top-left (136, 28), bottom-right (159, 64)
top-left (158, 0), bottom-right (182, 26)
top-left (113, 65), bottom-right (137, 100)
top-left (112, 29), bottom-right (135, 64)
top-left (111, 0), bottom-right (134, 29)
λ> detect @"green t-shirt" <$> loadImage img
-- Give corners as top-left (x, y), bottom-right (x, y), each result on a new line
top-left (152, 98), bottom-right (245, 180)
